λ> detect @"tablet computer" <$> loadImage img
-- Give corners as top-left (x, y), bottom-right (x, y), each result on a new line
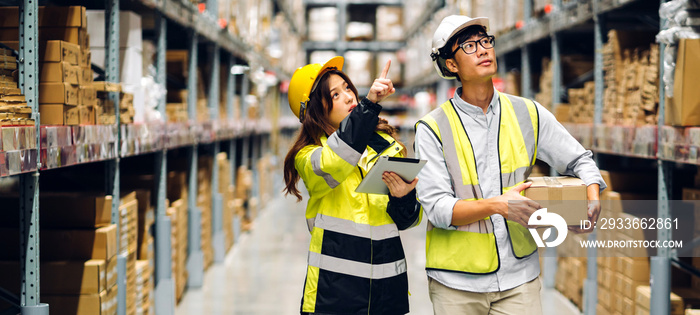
top-left (355, 156), bottom-right (427, 195)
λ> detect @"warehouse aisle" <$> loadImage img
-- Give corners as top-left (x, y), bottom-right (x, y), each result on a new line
top-left (174, 190), bottom-right (433, 315)
top-left (175, 190), bottom-right (579, 315)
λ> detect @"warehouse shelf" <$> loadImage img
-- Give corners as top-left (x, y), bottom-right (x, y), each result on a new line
top-left (0, 126), bottom-right (39, 178)
top-left (133, 0), bottom-right (290, 80)
top-left (495, 0), bottom-right (650, 55)
top-left (304, 0), bottom-right (402, 5)
top-left (0, 0), bottom-right (281, 314)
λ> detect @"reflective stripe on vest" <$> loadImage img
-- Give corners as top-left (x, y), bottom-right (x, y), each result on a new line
top-left (417, 93), bottom-right (539, 274)
top-left (306, 212), bottom-right (406, 276)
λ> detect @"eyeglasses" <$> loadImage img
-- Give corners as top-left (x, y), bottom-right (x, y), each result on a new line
top-left (452, 35), bottom-right (495, 56)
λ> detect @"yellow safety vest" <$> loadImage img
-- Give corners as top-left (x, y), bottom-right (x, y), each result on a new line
top-left (296, 131), bottom-right (420, 314)
top-left (416, 93), bottom-right (539, 274)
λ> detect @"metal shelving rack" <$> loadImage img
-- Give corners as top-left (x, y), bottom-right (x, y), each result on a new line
top-left (0, 0), bottom-right (291, 314)
top-left (401, 0), bottom-right (693, 314)
top-left (303, 0), bottom-right (403, 62)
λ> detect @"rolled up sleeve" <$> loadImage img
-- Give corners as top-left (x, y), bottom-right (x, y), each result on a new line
top-left (414, 123), bottom-right (460, 230)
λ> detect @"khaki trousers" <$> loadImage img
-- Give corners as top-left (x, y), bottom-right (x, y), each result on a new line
top-left (428, 277), bottom-right (542, 315)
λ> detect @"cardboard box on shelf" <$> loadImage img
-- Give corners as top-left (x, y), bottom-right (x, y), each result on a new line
top-left (81, 85), bottom-right (97, 106)
top-left (615, 274), bottom-right (648, 299)
top-left (0, 259), bottom-right (107, 295)
top-left (166, 50), bottom-right (188, 81)
top-left (0, 194), bottom-right (112, 228)
top-left (616, 257), bottom-right (649, 282)
top-left (43, 290), bottom-right (111, 315)
top-left (0, 224), bottom-right (117, 261)
top-left (635, 286), bottom-right (685, 315)
top-left (376, 6), bottom-right (403, 42)
top-left (78, 105), bottom-right (92, 124)
top-left (39, 82), bottom-right (79, 105)
top-left (81, 48), bottom-right (91, 67)
top-left (43, 260), bottom-right (107, 294)
top-left (523, 176), bottom-right (588, 225)
top-left (35, 40), bottom-right (80, 65)
top-left (79, 67), bottom-right (94, 85)
top-left (40, 62), bottom-right (80, 84)
top-left (106, 256), bottom-right (117, 289)
top-left (666, 39), bottom-right (700, 126)
top-left (307, 7), bottom-right (338, 42)
top-left (93, 81), bottom-right (121, 92)
top-left (598, 286), bottom-right (612, 309)
top-left (65, 105), bottom-right (80, 125)
top-left (39, 103), bottom-right (74, 125)
top-left (554, 104), bottom-right (571, 123)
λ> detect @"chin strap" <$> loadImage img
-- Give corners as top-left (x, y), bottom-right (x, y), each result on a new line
top-left (299, 100), bottom-right (307, 123)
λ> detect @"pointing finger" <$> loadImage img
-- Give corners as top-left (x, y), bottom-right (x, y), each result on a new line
top-left (380, 59), bottom-right (391, 79)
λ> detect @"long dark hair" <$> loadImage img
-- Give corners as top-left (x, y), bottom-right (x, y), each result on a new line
top-left (283, 69), bottom-right (406, 201)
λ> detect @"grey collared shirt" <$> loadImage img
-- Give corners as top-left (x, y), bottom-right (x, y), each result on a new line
top-left (414, 87), bottom-right (606, 292)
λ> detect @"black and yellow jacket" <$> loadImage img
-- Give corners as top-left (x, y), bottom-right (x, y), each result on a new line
top-left (295, 98), bottom-right (421, 315)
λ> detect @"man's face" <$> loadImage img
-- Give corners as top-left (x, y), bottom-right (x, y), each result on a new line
top-left (446, 33), bottom-right (498, 82)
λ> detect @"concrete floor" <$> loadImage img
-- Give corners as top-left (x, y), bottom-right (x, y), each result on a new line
top-left (175, 192), bottom-right (581, 315)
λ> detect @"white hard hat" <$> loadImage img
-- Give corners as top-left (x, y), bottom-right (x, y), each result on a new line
top-left (430, 15), bottom-right (489, 80)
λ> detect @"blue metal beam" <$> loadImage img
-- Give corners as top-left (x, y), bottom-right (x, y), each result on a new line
top-left (186, 29), bottom-right (204, 289)
top-left (18, 0), bottom-right (45, 313)
top-left (210, 44), bottom-right (226, 262)
top-left (104, 1), bottom-right (126, 315)
top-left (153, 12), bottom-right (175, 315)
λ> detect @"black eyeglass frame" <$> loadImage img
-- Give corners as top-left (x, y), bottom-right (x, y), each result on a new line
top-left (451, 35), bottom-right (496, 56)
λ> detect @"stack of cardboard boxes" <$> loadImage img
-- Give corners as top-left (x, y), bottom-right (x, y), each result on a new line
top-left (0, 193), bottom-right (118, 315)
top-left (0, 6), bottom-right (96, 126)
top-left (92, 81), bottom-right (130, 125)
top-left (535, 54), bottom-right (595, 122)
top-left (134, 260), bottom-right (152, 315)
top-left (217, 152), bottom-right (236, 251)
top-left (634, 286), bottom-right (685, 315)
top-left (376, 6), bottom-right (403, 42)
top-left (554, 234), bottom-right (587, 311)
top-left (535, 58), bottom-right (553, 112)
top-left (593, 170), bottom-right (696, 314)
top-left (666, 38), bottom-right (700, 127)
top-left (119, 192), bottom-right (139, 315)
top-left (165, 50), bottom-right (189, 123)
top-left (198, 156), bottom-right (215, 269)
top-left (602, 30), bottom-right (659, 126)
top-left (567, 81), bottom-right (596, 124)
top-left (87, 10), bottom-right (143, 123)
top-left (0, 48), bottom-right (33, 126)
top-left (167, 171), bottom-right (189, 303)
top-left (235, 165), bottom-right (253, 232)
top-left (121, 181), bottom-right (156, 315)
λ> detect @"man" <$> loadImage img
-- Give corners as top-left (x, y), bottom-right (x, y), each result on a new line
top-left (414, 15), bottom-right (606, 314)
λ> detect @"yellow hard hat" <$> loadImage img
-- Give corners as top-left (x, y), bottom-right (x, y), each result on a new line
top-left (288, 56), bottom-right (344, 122)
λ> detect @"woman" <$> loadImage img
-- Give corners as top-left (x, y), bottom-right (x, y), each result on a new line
top-left (283, 56), bottom-right (421, 315)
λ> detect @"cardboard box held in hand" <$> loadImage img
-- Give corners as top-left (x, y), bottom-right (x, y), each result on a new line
top-left (524, 176), bottom-right (589, 226)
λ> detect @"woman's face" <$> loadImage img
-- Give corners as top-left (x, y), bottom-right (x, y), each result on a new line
top-left (325, 74), bottom-right (358, 130)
